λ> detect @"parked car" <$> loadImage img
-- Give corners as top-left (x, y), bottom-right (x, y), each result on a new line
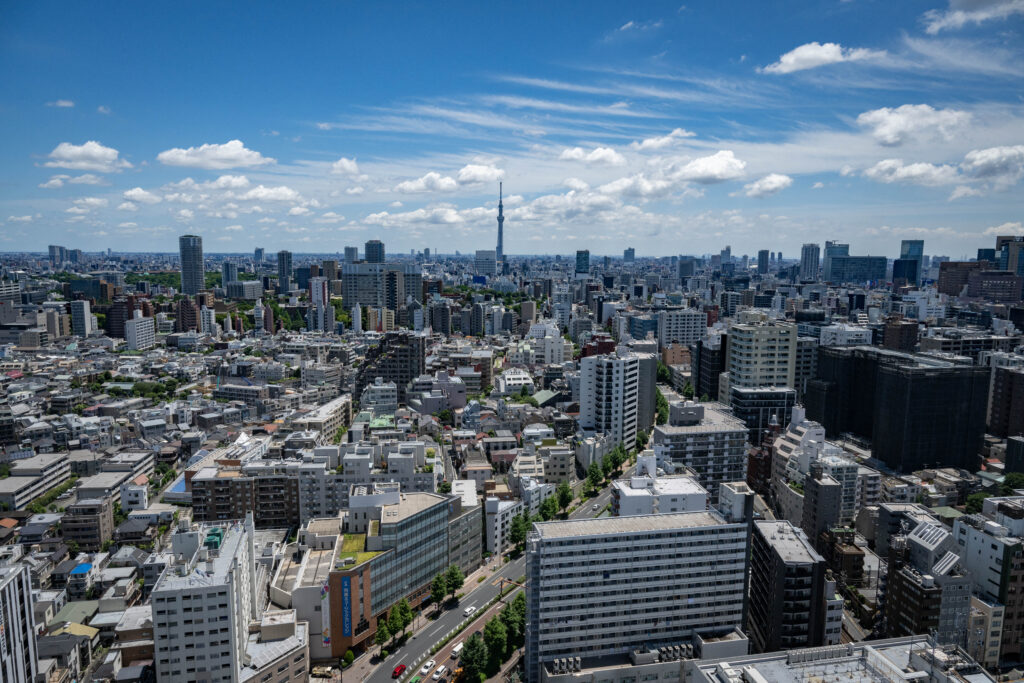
top-left (393, 664), bottom-right (407, 678)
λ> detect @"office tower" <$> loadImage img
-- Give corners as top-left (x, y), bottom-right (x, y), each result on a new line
top-left (475, 249), bottom-right (497, 276)
top-left (978, 247), bottom-right (997, 263)
top-left (153, 520), bottom-right (258, 683)
top-left (893, 259), bottom-right (920, 287)
top-left (579, 351), bottom-right (639, 449)
top-left (799, 243), bottom-right (820, 281)
top-left (70, 299), bottom-right (93, 337)
top-left (496, 182), bottom-right (505, 261)
top-left (321, 259), bottom-right (339, 281)
top-left (719, 290), bottom-right (741, 317)
top-left (365, 239), bottom-right (385, 264)
top-left (105, 294), bottom-right (136, 338)
top-left (0, 561), bottom-right (38, 683)
top-left (805, 346), bottom-right (988, 472)
top-left (967, 270), bottom-right (1024, 302)
top-left (344, 246), bottom-right (359, 264)
top-left (525, 509), bottom-right (749, 682)
top-left (427, 301), bottom-right (450, 334)
top-left (678, 257), bottom-right (696, 278)
top-left (125, 310), bottom-right (156, 350)
top-left (721, 245), bottom-right (732, 263)
top-left (254, 247), bottom-right (264, 263)
top-left (342, 263), bottom-right (422, 308)
top-left (757, 249), bottom-right (769, 274)
top-left (748, 520), bottom-right (841, 653)
top-left (178, 234), bottom-right (204, 295)
top-left (294, 265), bottom-right (312, 290)
top-left (821, 241), bottom-right (849, 283)
top-left (690, 335), bottom-right (726, 400)
top-left (827, 255), bottom-right (887, 284)
top-left (575, 249), bottom-right (590, 274)
top-left (634, 351), bottom-right (658, 432)
top-left (719, 321), bottom-right (797, 402)
top-left (624, 247), bottom-right (635, 263)
top-left (652, 401), bottom-right (748, 501)
top-left (48, 244), bottom-right (67, 266)
top-left (221, 261), bottom-right (238, 285)
top-left (989, 367), bottom-right (1024, 438)
top-left (276, 250), bottom-right (293, 291)
top-left (355, 331), bottom-right (425, 402)
top-left (520, 300), bottom-right (536, 325)
top-left (901, 239), bottom-right (924, 264)
top-left (657, 308), bottom-right (705, 348)
top-left (937, 261), bottom-right (987, 296)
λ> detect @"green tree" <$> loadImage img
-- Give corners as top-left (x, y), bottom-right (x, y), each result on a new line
top-left (374, 621), bottom-right (391, 650)
top-left (438, 481), bottom-right (452, 494)
top-left (461, 633), bottom-right (488, 681)
top-left (509, 513), bottom-right (529, 549)
top-left (655, 387), bottom-right (670, 424)
top-left (601, 453), bottom-right (614, 478)
top-left (966, 492), bottom-right (991, 514)
top-left (586, 462), bottom-right (602, 489)
top-left (682, 380), bottom-right (695, 400)
top-left (445, 564), bottom-right (464, 598)
top-left (431, 573), bottom-right (448, 606)
top-left (656, 361), bottom-right (672, 384)
top-left (343, 650), bottom-right (355, 666)
top-left (556, 481), bottom-right (572, 513)
top-left (539, 495), bottom-right (558, 521)
top-left (387, 608), bottom-right (403, 643)
top-left (395, 598), bottom-right (413, 634)
top-left (483, 617), bottom-right (508, 672)
top-left (1002, 472), bottom-right (1024, 496)
top-left (635, 430), bottom-right (649, 453)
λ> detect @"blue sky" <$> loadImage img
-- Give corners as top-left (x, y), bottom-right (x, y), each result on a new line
top-left (1, 1), bottom-right (1022, 257)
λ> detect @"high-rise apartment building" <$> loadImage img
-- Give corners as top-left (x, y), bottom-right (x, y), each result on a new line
top-left (579, 350), bottom-right (639, 449)
top-left (277, 250), bottom-right (293, 291)
top-left (525, 509), bottom-right (749, 682)
top-left (757, 249), bottom-right (769, 274)
top-left (70, 299), bottom-right (93, 337)
top-left (178, 234), bottom-right (205, 295)
top-left (365, 239), bottom-right (385, 264)
top-left (657, 308), bottom-right (705, 349)
top-left (221, 261), bottom-right (238, 285)
top-left (344, 246), bottom-right (359, 264)
top-left (652, 401), bottom-right (748, 501)
top-left (748, 520), bottom-right (842, 653)
top-left (341, 262), bottom-right (422, 309)
top-left (475, 249), bottom-right (497, 276)
top-left (624, 247), bottom-right (635, 263)
top-left (0, 559), bottom-right (38, 683)
top-left (125, 310), bottom-right (156, 350)
top-left (355, 331), bottom-right (426, 403)
top-left (575, 249), bottom-right (590, 274)
top-left (799, 243), bottom-right (820, 281)
top-left (718, 320), bottom-right (797, 403)
top-left (254, 247), bottom-right (264, 263)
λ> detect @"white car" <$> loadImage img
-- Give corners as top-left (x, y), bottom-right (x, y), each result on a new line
top-left (463, 605), bottom-right (477, 616)
top-left (432, 665), bottom-right (447, 680)
top-left (420, 660), bottom-right (435, 676)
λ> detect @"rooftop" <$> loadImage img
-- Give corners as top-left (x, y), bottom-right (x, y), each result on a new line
top-left (755, 521), bottom-right (823, 564)
top-left (379, 492), bottom-right (448, 524)
top-left (535, 510), bottom-right (728, 540)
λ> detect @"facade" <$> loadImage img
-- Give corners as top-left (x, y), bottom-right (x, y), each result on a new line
top-left (485, 496), bottom-right (524, 554)
top-left (475, 249), bottom-right (497, 276)
top-left (652, 402), bottom-right (747, 502)
top-left (718, 321), bottom-right (796, 403)
top-left (748, 520), bottom-right (841, 653)
top-left (179, 234), bottom-right (205, 296)
top-left (525, 510), bottom-right (749, 683)
top-left (62, 497), bottom-right (114, 551)
top-left (125, 311), bottom-right (156, 351)
top-left (989, 367), bottom-right (1024, 438)
top-left (656, 308), bottom-right (705, 348)
top-left (578, 351), bottom-right (639, 450)
top-left (799, 243), bottom-right (820, 281)
top-left (70, 299), bottom-right (93, 337)
top-left (0, 561), bottom-right (38, 683)
top-left (365, 239), bottom-right (385, 263)
top-left (826, 255), bottom-right (887, 284)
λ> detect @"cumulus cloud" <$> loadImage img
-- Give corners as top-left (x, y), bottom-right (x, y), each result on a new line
top-left (559, 146), bottom-right (627, 166)
top-left (345, 186), bottom-right (365, 195)
top-left (45, 141), bottom-right (132, 173)
top-left (856, 104), bottom-right (971, 146)
top-left (457, 163), bottom-right (505, 184)
top-left (7, 215), bottom-right (34, 223)
top-left (630, 128), bottom-right (697, 150)
top-left (123, 187), bottom-right (162, 204)
top-left (949, 185), bottom-right (985, 200)
top-left (923, 0), bottom-right (1024, 34)
top-left (564, 178), bottom-right (590, 192)
top-left (365, 206), bottom-right (467, 227)
top-left (331, 157), bottom-right (360, 175)
top-left (742, 173), bottom-right (793, 198)
top-left (760, 42), bottom-right (887, 74)
top-left (863, 158), bottom-right (960, 186)
top-left (983, 221), bottom-right (1024, 236)
top-left (394, 171), bottom-right (459, 193)
top-left (177, 209), bottom-right (195, 220)
top-left (157, 139), bottom-right (274, 169)
top-left (206, 174), bottom-right (251, 189)
top-left (117, 202), bottom-right (138, 212)
top-left (225, 224), bottom-right (244, 231)
top-left (239, 185), bottom-right (301, 202)
top-left (288, 206), bottom-right (312, 216)
top-left (73, 197), bottom-right (108, 209)
top-left (671, 150), bottom-right (746, 183)
top-left (39, 176), bottom-right (68, 189)
top-left (598, 174), bottom-right (673, 198)
top-left (47, 100), bottom-right (74, 108)
top-left (961, 145), bottom-right (1024, 184)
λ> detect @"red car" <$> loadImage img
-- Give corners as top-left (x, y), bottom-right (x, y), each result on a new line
top-left (393, 664), bottom-right (407, 678)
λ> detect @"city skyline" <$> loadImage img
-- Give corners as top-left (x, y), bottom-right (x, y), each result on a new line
top-left (2, 2), bottom-right (1023, 257)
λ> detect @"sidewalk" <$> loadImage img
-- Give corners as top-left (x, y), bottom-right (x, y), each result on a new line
top-left (343, 557), bottom-right (509, 681)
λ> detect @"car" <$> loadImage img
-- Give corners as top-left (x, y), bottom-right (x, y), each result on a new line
top-left (463, 605), bottom-right (476, 616)
top-left (393, 664), bottom-right (407, 678)
top-left (592, 503), bottom-right (599, 511)
top-left (420, 660), bottom-right (436, 676)
top-left (410, 678), bottom-right (422, 683)
top-left (432, 665), bottom-right (448, 680)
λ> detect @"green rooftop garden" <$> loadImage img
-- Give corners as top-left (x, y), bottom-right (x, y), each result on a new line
top-left (337, 533), bottom-right (381, 567)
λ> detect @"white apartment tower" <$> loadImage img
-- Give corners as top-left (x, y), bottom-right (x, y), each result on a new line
top-left (719, 320), bottom-right (797, 402)
top-left (657, 308), bottom-right (706, 349)
top-left (800, 243), bottom-right (820, 282)
top-left (579, 350), bottom-right (639, 449)
top-left (152, 517), bottom-right (258, 683)
top-left (0, 561), bottom-right (38, 683)
top-left (125, 310), bottom-right (156, 351)
top-left (70, 299), bottom-right (93, 337)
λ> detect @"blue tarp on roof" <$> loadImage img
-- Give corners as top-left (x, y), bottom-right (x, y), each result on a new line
top-left (70, 562), bottom-right (92, 575)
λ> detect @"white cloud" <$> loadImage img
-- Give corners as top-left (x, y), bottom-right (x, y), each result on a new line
top-left (7, 215), bottom-right (34, 223)
top-left (617, 19), bottom-right (663, 32)
top-left (856, 104), bottom-right (971, 146)
top-left (598, 174), bottom-right (674, 198)
top-left (206, 174), bottom-right (251, 189)
top-left (456, 163), bottom-right (505, 184)
top-left (394, 171), bottom-right (459, 193)
top-left (239, 185), bottom-right (301, 201)
top-left (671, 150), bottom-right (746, 183)
top-left (39, 175), bottom-right (69, 189)
top-left (44, 141), bottom-right (131, 173)
top-left (46, 100), bottom-right (74, 108)
top-left (331, 157), bottom-right (360, 175)
top-left (949, 185), bottom-right (985, 200)
top-left (73, 197), bottom-right (108, 210)
top-left (97, 105), bottom-right (111, 114)
top-left (69, 173), bottom-right (105, 185)
top-left (924, 0), bottom-right (1024, 34)
top-left (177, 209), bottom-right (195, 220)
top-left (559, 146), bottom-right (627, 166)
top-left (314, 212), bottom-right (346, 223)
top-left (345, 186), bottom-right (365, 195)
top-left (742, 173), bottom-right (793, 198)
top-left (365, 206), bottom-right (467, 227)
top-left (117, 202), bottom-right (138, 212)
top-left (288, 206), bottom-right (312, 216)
top-left (157, 139), bottom-right (274, 170)
top-left (123, 187), bottom-right (162, 204)
top-left (863, 158), bottom-right (960, 186)
top-left (812, 182), bottom-right (825, 189)
top-left (117, 222), bottom-right (137, 228)
top-left (225, 224), bottom-right (244, 231)
top-left (760, 41), bottom-right (887, 74)
top-left (961, 145), bottom-right (1024, 184)
top-left (630, 128), bottom-right (696, 150)
top-left (983, 221), bottom-right (1024, 236)
top-left (564, 178), bottom-right (590, 192)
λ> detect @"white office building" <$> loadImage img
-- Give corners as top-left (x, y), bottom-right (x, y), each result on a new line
top-left (819, 324), bottom-right (873, 347)
top-left (525, 510), bottom-right (749, 682)
top-left (0, 559), bottom-right (38, 683)
top-left (485, 496), bottom-right (524, 554)
top-left (475, 250), bottom-right (497, 276)
top-left (152, 517), bottom-right (259, 683)
top-left (125, 310), bottom-right (156, 350)
top-left (579, 350), bottom-right (639, 450)
top-left (70, 299), bottom-right (93, 338)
